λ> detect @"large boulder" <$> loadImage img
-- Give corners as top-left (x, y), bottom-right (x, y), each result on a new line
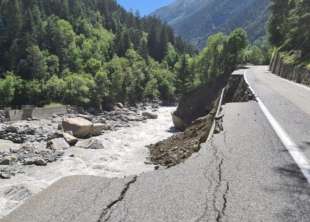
top-left (62, 117), bottom-right (93, 138)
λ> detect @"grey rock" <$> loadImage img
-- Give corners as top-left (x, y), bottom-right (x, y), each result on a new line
top-left (0, 157), bottom-right (11, 165)
top-left (0, 172), bottom-right (11, 179)
top-left (91, 123), bottom-right (108, 136)
top-left (23, 157), bottom-right (47, 166)
top-left (63, 132), bottom-right (78, 146)
top-left (76, 138), bottom-right (104, 150)
top-left (62, 117), bottom-right (93, 138)
top-left (47, 138), bottom-right (70, 150)
top-left (142, 112), bottom-right (158, 119)
top-left (116, 102), bottom-right (124, 109)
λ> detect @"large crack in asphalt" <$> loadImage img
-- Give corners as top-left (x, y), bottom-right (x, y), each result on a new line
top-left (194, 135), bottom-right (231, 222)
top-left (97, 176), bottom-right (137, 222)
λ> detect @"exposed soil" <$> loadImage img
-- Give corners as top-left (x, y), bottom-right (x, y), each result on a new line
top-left (149, 73), bottom-right (255, 167)
top-left (149, 101), bottom-right (218, 167)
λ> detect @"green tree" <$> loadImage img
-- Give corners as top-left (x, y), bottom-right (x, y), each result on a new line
top-left (0, 72), bottom-right (20, 106)
top-left (24, 45), bottom-right (48, 80)
top-left (286, 0), bottom-right (310, 57)
top-left (268, 0), bottom-right (290, 47)
top-left (93, 71), bottom-right (110, 110)
top-left (223, 28), bottom-right (248, 73)
top-left (176, 54), bottom-right (193, 94)
top-left (44, 75), bottom-right (66, 103)
top-left (144, 78), bottom-right (159, 100)
top-left (242, 45), bottom-right (264, 65)
top-left (64, 74), bottom-right (95, 106)
top-left (164, 43), bottom-right (179, 69)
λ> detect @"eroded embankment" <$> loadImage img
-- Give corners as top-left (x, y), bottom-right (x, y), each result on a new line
top-left (149, 73), bottom-right (255, 167)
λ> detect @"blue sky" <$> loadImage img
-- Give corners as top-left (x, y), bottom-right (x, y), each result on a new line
top-left (117, 0), bottom-right (174, 15)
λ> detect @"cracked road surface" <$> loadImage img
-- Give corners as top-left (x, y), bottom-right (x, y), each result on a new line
top-left (3, 66), bottom-right (310, 222)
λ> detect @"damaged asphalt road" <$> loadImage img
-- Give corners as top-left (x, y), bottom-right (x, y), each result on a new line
top-left (3, 66), bottom-right (310, 222)
top-left (4, 103), bottom-right (310, 222)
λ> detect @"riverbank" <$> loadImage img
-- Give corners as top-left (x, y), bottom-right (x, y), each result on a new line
top-left (0, 106), bottom-right (176, 218)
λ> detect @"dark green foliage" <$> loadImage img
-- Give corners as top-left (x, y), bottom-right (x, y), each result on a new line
top-left (269, 0), bottom-right (310, 62)
top-left (177, 29), bottom-right (249, 96)
top-left (0, 0), bottom-right (250, 109)
top-left (268, 0), bottom-right (290, 47)
top-left (0, 0), bottom-right (194, 107)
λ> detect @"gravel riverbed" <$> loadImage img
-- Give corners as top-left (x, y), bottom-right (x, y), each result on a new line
top-left (0, 106), bottom-right (176, 218)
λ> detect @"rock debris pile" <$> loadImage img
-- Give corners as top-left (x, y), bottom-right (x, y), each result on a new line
top-left (0, 104), bottom-right (159, 179)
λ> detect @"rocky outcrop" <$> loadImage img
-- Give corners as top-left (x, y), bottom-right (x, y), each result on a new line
top-left (270, 51), bottom-right (310, 86)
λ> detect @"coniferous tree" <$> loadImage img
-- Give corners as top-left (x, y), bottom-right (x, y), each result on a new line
top-left (268, 0), bottom-right (290, 47)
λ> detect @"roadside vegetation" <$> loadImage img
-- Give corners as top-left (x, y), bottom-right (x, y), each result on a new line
top-left (268, 0), bottom-right (310, 68)
top-left (0, 0), bottom-right (266, 109)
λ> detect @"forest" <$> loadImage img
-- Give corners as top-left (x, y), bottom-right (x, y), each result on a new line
top-left (0, 0), bottom-right (262, 109)
top-left (269, 0), bottom-right (310, 68)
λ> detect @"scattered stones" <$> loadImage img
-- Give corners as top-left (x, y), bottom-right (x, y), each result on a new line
top-left (24, 157), bottom-right (47, 166)
top-left (0, 120), bottom-right (58, 143)
top-left (0, 166), bottom-right (23, 179)
top-left (0, 156), bottom-right (16, 165)
top-left (142, 112), bottom-right (158, 119)
top-left (0, 103), bottom-right (161, 179)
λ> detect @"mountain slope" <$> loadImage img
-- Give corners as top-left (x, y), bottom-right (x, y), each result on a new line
top-left (152, 0), bottom-right (270, 48)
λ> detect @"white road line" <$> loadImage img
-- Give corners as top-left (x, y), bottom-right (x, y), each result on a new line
top-left (244, 70), bottom-right (310, 184)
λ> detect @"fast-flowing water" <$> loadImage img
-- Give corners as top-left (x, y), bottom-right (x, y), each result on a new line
top-left (0, 106), bottom-right (176, 218)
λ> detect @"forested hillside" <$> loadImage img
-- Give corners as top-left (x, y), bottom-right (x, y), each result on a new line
top-left (0, 0), bottom-right (255, 110)
top-left (152, 0), bottom-right (270, 49)
top-left (269, 0), bottom-right (310, 68)
top-left (0, 0), bottom-right (195, 108)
